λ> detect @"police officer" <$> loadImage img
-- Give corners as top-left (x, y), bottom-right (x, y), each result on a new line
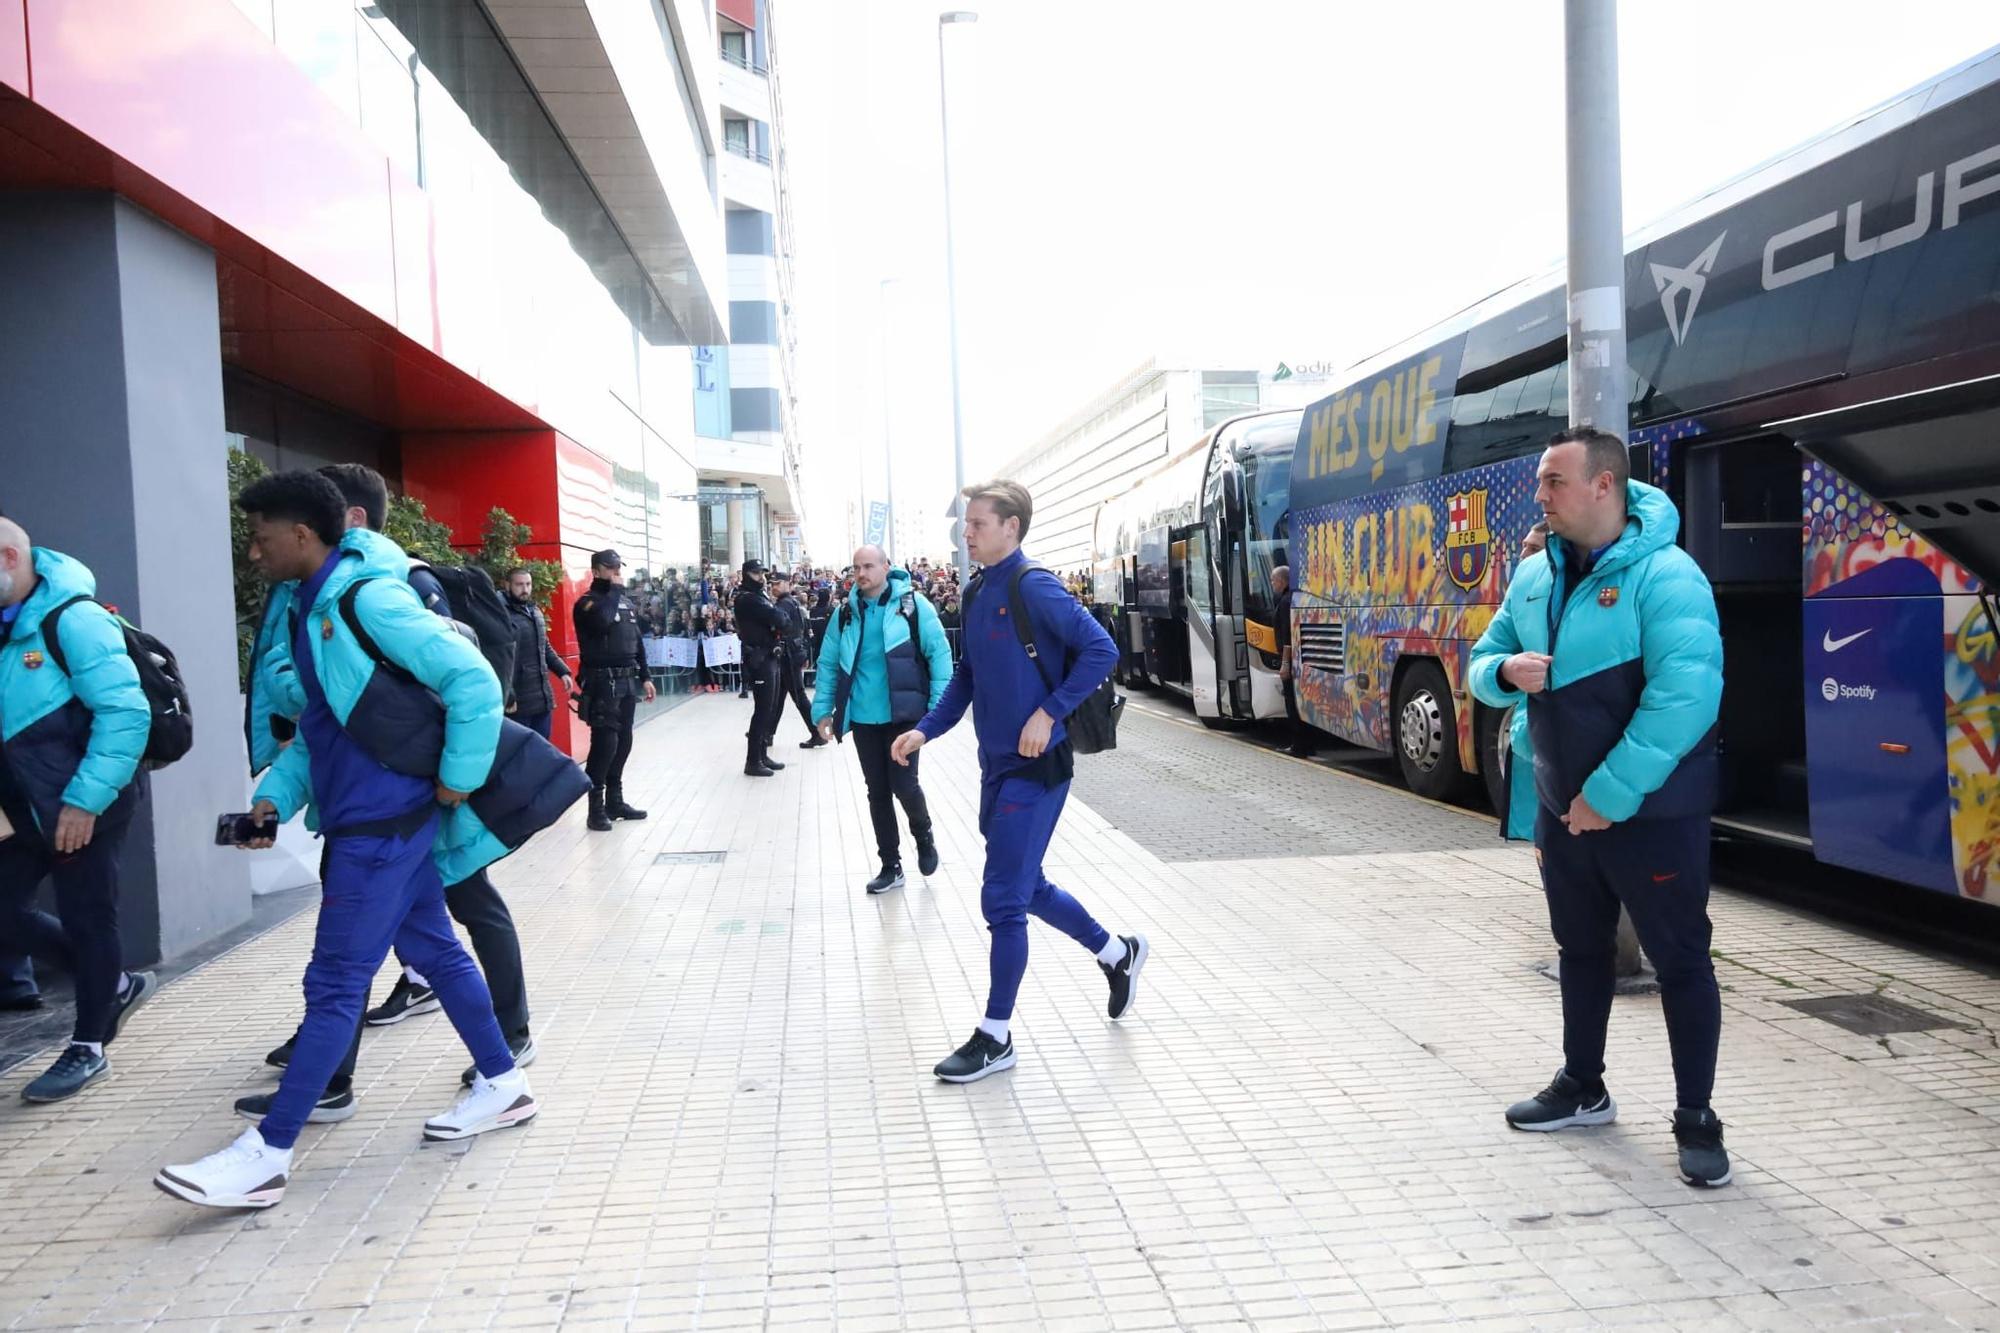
top-left (734, 559), bottom-right (788, 777)
top-left (573, 549), bottom-right (655, 831)
top-left (770, 571), bottom-right (821, 750)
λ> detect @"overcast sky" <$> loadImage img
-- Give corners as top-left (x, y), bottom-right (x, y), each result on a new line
top-left (773, 1), bottom-right (1999, 561)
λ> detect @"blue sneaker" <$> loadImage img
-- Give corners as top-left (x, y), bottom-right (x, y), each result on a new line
top-left (22, 1044), bottom-right (108, 1103)
top-left (107, 970), bottom-right (156, 1044)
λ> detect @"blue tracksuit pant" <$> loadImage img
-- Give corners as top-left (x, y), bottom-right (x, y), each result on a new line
top-left (260, 813), bottom-right (512, 1148)
top-left (1535, 808), bottom-right (1721, 1109)
top-left (979, 775), bottom-right (1110, 1022)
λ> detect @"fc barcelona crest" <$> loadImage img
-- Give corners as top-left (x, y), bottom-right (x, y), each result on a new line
top-left (1444, 489), bottom-right (1491, 591)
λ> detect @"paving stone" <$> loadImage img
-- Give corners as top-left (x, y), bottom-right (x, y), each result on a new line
top-left (0, 694), bottom-right (1994, 1329)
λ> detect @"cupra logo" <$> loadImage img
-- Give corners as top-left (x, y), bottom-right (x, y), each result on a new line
top-left (1650, 231), bottom-right (1727, 346)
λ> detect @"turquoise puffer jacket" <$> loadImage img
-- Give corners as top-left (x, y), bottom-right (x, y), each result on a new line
top-left (0, 548), bottom-right (150, 834)
top-left (1470, 481), bottom-right (1722, 825)
top-left (246, 579), bottom-right (302, 777)
top-left (811, 568), bottom-right (953, 734)
top-left (254, 530), bottom-right (509, 883)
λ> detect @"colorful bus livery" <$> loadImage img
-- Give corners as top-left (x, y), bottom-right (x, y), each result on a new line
top-left (1286, 48), bottom-right (2000, 902)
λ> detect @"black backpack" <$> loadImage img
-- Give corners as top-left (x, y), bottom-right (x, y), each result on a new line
top-left (44, 596), bottom-right (195, 770)
top-left (964, 564), bottom-right (1124, 755)
top-left (413, 561), bottom-right (518, 701)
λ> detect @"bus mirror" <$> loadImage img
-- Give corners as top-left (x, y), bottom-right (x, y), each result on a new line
top-left (1223, 466), bottom-right (1245, 519)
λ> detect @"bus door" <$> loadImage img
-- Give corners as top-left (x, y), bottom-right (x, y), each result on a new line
top-left (1184, 525), bottom-right (1221, 717)
top-left (1208, 502), bottom-right (1251, 719)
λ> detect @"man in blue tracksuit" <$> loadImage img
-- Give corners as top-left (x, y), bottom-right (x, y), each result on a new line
top-left (1471, 428), bottom-right (1729, 1188)
top-left (812, 545), bottom-right (955, 894)
top-left (0, 518), bottom-right (159, 1102)
top-left (892, 481), bottom-right (1148, 1084)
top-left (157, 472), bottom-right (539, 1211)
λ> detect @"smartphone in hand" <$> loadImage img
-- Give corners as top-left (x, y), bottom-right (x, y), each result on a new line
top-left (215, 811), bottom-right (278, 846)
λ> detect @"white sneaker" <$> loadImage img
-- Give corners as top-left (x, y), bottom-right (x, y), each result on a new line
top-left (155, 1127), bottom-right (291, 1209)
top-left (423, 1067), bottom-right (538, 1142)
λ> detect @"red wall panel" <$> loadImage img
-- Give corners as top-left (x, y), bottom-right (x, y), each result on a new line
top-left (25, 0), bottom-right (399, 327)
top-left (718, 0), bottom-right (756, 29)
top-left (0, 1), bottom-right (27, 94)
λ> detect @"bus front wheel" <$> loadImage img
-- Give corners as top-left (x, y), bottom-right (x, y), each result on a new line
top-left (1392, 662), bottom-right (1471, 802)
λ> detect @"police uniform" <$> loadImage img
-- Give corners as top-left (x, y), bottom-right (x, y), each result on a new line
top-left (734, 560), bottom-right (788, 776)
top-left (572, 549), bottom-right (649, 830)
top-left (774, 585), bottom-right (818, 743)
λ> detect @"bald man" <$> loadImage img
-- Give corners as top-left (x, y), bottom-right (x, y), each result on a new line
top-left (0, 518), bottom-right (157, 1103)
top-left (811, 546), bottom-right (955, 892)
top-left (1271, 564), bottom-right (1314, 758)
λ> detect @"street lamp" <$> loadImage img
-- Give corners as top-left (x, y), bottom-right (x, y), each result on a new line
top-left (938, 9), bottom-right (976, 585)
top-left (879, 276), bottom-right (899, 564)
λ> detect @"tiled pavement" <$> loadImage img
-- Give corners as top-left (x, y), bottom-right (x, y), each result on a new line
top-left (0, 696), bottom-right (1998, 1331)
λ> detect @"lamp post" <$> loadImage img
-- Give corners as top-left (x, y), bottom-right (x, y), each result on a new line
top-left (938, 9), bottom-right (977, 586)
top-left (880, 276), bottom-right (899, 564)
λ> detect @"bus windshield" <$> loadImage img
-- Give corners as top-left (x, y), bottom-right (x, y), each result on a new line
top-left (1238, 417), bottom-right (1296, 622)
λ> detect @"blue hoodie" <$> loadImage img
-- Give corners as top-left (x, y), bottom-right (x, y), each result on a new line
top-left (916, 548), bottom-right (1117, 780)
top-left (1470, 480), bottom-right (1722, 824)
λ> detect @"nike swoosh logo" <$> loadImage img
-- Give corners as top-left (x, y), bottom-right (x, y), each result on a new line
top-left (1823, 628), bottom-right (1872, 653)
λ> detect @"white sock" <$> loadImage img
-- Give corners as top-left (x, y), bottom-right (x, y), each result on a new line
top-left (1096, 936), bottom-right (1128, 968)
top-left (977, 1016), bottom-right (1010, 1045)
top-left (404, 967), bottom-right (429, 989)
top-left (78, 1041), bottom-right (104, 1057)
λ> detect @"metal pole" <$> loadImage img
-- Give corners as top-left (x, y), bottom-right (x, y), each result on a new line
top-left (1564, 0), bottom-right (1646, 981)
top-left (938, 11), bottom-right (976, 586)
top-left (880, 277), bottom-right (898, 565)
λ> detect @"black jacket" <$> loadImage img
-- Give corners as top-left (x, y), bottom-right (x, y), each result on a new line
top-left (506, 596), bottom-right (570, 715)
top-left (573, 578), bottom-right (646, 672)
top-left (775, 593), bottom-right (809, 664)
top-left (734, 585), bottom-right (786, 658)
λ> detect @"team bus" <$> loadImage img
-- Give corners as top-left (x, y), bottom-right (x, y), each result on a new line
top-left (1287, 47), bottom-right (2000, 903)
top-left (1089, 409), bottom-right (1300, 725)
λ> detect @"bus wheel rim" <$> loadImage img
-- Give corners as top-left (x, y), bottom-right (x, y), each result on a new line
top-left (1400, 690), bottom-right (1444, 771)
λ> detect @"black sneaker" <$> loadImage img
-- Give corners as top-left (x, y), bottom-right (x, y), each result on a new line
top-left (799, 736), bottom-right (828, 749)
top-left (1101, 934), bottom-right (1150, 1020)
top-left (365, 975), bottom-right (440, 1027)
top-left (265, 1036), bottom-right (295, 1070)
top-left (934, 1030), bottom-right (1016, 1084)
top-left (865, 862), bottom-right (906, 895)
top-left (1673, 1107), bottom-right (1732, 1187)
top-left (915, 836), bottom-right (940, 878)
top-left (106, 970), bottom-right (157, 1044)
top-left (235, 1086), bottom-right (356, 1124)
top-left (1505, 1068), bottom-right (1617, 1131)
top-left (461, 1032), bottom-right (539, 1088)
top-left (22, 1044), bottom-right (109, 1103)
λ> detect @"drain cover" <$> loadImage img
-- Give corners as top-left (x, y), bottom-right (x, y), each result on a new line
top-left (654, 851), bottom-right (727, 866)
top-left (1783, 993), bottom-right (1964, 1036)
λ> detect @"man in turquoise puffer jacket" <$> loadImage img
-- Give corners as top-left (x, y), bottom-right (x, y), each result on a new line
top-left (1470, 427), bottom-right (1729, 1188)
top-left (157, 473), bottom-right (538, 1212)
top-left (246, 463), bottom-right (548, 1108)
top-left (812, 546), bottom-right (954, 894)
top-left (0, 518), bottom-right (159, 1104)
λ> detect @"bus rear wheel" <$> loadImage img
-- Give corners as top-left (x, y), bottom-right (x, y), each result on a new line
top-left (1393, 661), bottom-right (1471, 802)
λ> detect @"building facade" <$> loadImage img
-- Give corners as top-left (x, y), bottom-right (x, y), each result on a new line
top-left (692, 0), bottom-right (805, 571)
top-left (0, 0), bottom-right (731, 965)
top-left (988, 363), bottom-right (1266, 572)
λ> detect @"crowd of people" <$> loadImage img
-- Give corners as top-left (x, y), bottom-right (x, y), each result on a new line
top-left (0, 432), bottom-right (1735, 1219)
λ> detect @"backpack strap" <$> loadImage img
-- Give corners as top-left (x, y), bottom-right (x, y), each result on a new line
top-left (39, 594), bottom-right (98, 677)
top-left (1006, 565), bottom-right (1060, 694)
top-left (336, 579), bottom-right (418, 683)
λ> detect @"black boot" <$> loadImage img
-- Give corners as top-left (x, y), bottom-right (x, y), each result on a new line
top-left (745, 739), bottom-right (774, 777)
top-left (606, 787), bottom-right (648, 820)
top-left (587, 787), bottom-right (614, 832)
top-left (759, 744), bottom-right (786, 772)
